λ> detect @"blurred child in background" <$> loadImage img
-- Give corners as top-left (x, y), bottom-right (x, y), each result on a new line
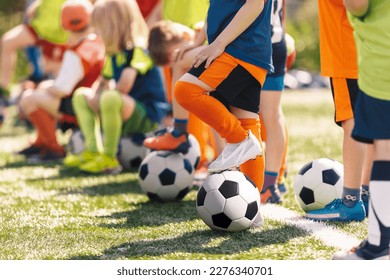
top-left (64, 0), bottom-right (167, 174)
top-left (305, 0), bottom-right (369, 222)
top-left (17, 0), bottom-right (105, 162)
top-left (332, 0), bottom-right (390, 260)
top-left (143, 0), bottom-right (219, 179)
top-left (0, 0), bottom-right (69, 125)
top-left (259, 0), bottom-right (288, 204)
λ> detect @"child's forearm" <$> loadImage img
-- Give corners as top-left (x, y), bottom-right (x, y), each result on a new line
top-left (344, 0), bottom-right (369, 17)
top-left (213, 0), bottom-right (264, 49)
top-left (194, 23), bottom-right (207, 47)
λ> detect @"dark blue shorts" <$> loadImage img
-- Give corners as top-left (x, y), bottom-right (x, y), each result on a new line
top-left (352, 89), bottom-right (390, 144)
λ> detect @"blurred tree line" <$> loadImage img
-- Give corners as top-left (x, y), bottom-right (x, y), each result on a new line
top-left (0, 0), bottom-right (320, 83)
top-left (286, 0), bottom-right (320, 72)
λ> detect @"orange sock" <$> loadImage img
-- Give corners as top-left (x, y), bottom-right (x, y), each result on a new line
top-left (28, 108), bottom-right (62, 151)
top-left (239, 118), bottom-right (265, 193)
top-left (259, 113), bottom-right (267, 142)
top-left (277, 124), bottom-right (289, 184)
top-left (188, 113), bottom-right (215, 169)
top-left (175, 81), bottom-right (247, 143)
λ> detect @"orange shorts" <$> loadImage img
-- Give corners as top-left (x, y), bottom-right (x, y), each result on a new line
top-left (188, 52), bottom-right (267, 114)
top-left (26, 24), bottom-right (67, 62)
top-left (330, 77), bottom-right (359, 126)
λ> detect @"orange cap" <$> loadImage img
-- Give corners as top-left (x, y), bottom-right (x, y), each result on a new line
top-left (61, 0), bottom-right (93, 31)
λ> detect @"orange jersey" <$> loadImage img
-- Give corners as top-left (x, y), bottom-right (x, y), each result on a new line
top-left (318, 0), bottom-right (358, 78)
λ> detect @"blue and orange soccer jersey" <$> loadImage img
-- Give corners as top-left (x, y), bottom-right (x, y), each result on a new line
top-left (207, 0), bottom-right (273, 73)
top-left (318, 0), bottom-right (358, 78)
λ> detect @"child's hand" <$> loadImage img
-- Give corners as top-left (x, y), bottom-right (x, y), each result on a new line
top-left (193, 41), bottom-right (225, 69)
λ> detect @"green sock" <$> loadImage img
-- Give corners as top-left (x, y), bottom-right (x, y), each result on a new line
top-left (100, 90), bottom-right (123, 158)
top-left (72, 89), bottom-right (98, 153)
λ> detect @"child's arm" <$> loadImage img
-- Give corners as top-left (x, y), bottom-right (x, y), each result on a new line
top-left (174, 23), bottom-right (207, 62)
top-left (193, 0), bottom-right (265, 68)
top-left (115, 68), bottom-right (137, 95)
top-left (344, 0), bottom-right (369, 17)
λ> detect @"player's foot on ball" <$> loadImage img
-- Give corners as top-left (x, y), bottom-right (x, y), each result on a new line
top-left (208, 131), bottom-right (262, 173)
top-left (143, 131), bottom-right (190, 154)
top-left (333, 239), bottom-right (389, 260)
top-left (305, 198), bottom-right (366, 222)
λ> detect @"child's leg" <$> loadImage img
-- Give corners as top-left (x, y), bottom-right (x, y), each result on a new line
top-left (175, 74), bottom-right (247, 143)
top-left (175, 74), bottom-right (262, 172)
top-left (188, 113), bottom-right (215, 169)
top-left (72, 88), bottom-right (99, 153)
top-left (79, 90), bottom-right (124, 174)
top-left (1, 24), bottom-right (36, 88)
top-left (18, 88), bottom-right (63, 153)
top-left (100, 90), bottom-right (125, 158)
top-left (239, 118), bottom-right (265, 192)
top-left (260, 89), bottom-right (286, 203)
top-left (277, 124), bottom-right (289, 192)
top-left (367, 141), bottom-right (390, 253)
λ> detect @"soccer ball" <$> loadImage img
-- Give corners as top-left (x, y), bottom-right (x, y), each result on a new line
top-left (117, 134), bottom-right (148, 169)
top-left (68, 129), bottom-right (85, 154)
top-left (285, 33), bottom-right (296, 70)
top-left (182, 134), bottom-right (201, 169)
top-left (196, 170), bottom-right (261, 232)
top-left (138, 150), bottom-right (194, 202)
top-left (294, 158), bottom-right (344, 212)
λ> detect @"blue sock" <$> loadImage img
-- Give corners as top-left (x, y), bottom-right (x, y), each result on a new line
top-left (172, 118), bottom-right (188, 137)
top-left (342, 187), bottom-right (361, 207)
top-left (25, 46), bottom-right (44, 80)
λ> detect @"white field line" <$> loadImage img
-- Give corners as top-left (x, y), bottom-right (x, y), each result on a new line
top-left (261, 204), bottom-right (360, 250)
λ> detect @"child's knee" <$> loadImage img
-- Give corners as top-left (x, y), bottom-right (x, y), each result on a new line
top-left (19, 89), bottom-right (36, 110)
top-left (100, 90), bottom-right (122, 111)
top-left (174, 81), bottom-right (203, 108)
top-left (72, 88), bottom-right (87, 105)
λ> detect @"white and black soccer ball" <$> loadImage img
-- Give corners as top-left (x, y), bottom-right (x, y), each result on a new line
top-left (294, 158), bottom-right (344, 212)
top-left (117, 134), bottom-right (148, 169)
top-left (68, 129), bottom-right (85, 154)
top-left (138, 150), bottom-right (194, 202)
top-left (196, 170), bottom-right (261, 232)
top-left (182, 134), bottom-right (201, 169)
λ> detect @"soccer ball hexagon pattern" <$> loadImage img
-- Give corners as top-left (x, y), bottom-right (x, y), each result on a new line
top-left (138, 150), bottom-right (194, 202)
top-left (196, 170), bottom-right (261, 232)
top-left (117, 135), bottom-right (148, 169)
top-left (293, 158), bottom-right (344, 212)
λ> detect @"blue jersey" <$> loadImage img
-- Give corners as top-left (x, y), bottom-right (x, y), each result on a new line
top-left (207, 0), bottom-right (274, 73)
top-left (102, 48), bottom-right (168, 123)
